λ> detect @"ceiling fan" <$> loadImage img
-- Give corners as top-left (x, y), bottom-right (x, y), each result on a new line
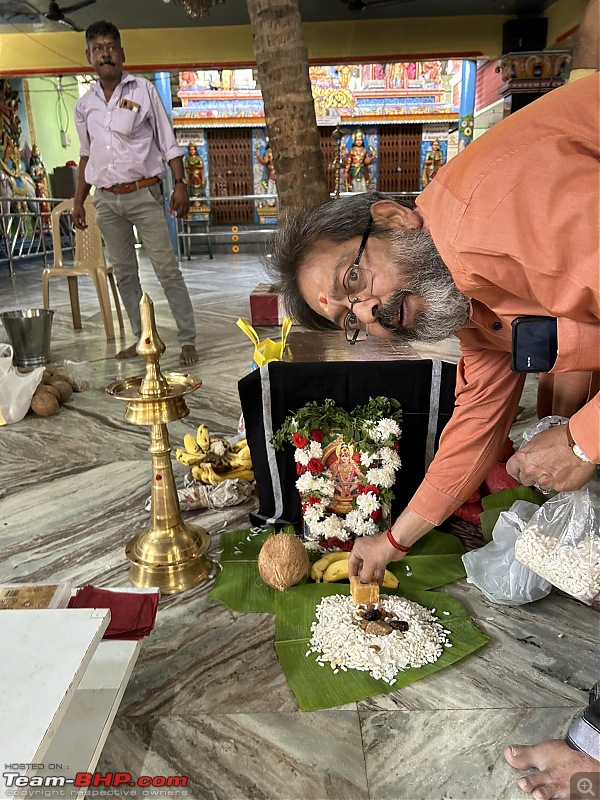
top-left (44, 0), bottom-right (96, 31)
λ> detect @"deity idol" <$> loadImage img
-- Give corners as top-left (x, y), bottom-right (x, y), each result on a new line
top-left (344, 130), bottom-right (375, 193)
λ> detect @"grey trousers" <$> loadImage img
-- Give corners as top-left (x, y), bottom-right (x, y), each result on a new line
top-left (93, 185), bottom-right (196, 346)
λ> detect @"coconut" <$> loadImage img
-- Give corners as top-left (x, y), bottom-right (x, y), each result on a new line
top-left (257, 533), bottom-right (309, 592)
top-left (31, 392), bottom-right (60, 417)
top-left (50, 379), bottom-right (73, 403)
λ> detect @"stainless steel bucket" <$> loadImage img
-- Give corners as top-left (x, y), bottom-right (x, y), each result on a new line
top-left (0, 309), bottom-right (54, 367)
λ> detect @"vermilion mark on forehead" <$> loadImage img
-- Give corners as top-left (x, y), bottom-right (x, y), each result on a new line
top-left (318, 293), bottom-right (328, 307)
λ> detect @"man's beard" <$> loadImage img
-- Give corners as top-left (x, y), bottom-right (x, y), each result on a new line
top-left (377, 228), bottom-right (470, 343)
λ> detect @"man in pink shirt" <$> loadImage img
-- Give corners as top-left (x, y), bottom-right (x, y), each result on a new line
top-left (267, 67), bottom-right (599, 800)
top-left (73, 20), bottom-right (198, 366)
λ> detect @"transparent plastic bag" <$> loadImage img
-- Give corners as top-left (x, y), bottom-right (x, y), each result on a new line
top-left (514, 481), bottom-right (600, 604)
top-left (462, 500), bottom-right (552, 605)
top-left (0, 344), bottom-right (44, 425)
top-left (62, 359), bottom-right (91, 392)
top-left (521, 415), bottom-right (568, 444)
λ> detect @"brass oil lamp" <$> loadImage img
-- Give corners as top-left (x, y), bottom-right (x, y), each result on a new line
top-left (106, 294), bottom-right (211, 594)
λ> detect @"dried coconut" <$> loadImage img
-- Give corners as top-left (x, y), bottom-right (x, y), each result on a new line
top-left (257, 533), bottom-right (309, 592)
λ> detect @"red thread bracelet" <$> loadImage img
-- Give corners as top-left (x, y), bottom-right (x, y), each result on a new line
top-left (386, 528), bottom-right (412, 553)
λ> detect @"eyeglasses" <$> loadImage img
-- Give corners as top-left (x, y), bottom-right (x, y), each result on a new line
top-left (343, 216), bottom-right (373, 344)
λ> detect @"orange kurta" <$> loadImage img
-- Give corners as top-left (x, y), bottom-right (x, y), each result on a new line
top-left (412, 74), bottom-right (600, 526)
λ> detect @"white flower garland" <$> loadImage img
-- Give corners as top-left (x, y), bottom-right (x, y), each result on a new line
top-left (293, 418), bottom-right (401, 543)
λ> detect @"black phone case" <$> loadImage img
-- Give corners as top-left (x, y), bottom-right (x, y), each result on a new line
top-left (511, 316), bottom-right (558, 373)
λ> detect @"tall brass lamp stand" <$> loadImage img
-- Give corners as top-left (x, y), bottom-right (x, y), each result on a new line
top-left (106, 294), bottom-right (211, 594)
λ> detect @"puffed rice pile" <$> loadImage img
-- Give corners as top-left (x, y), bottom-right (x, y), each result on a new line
top-left (514, 524), bottom-right (600, 602)
top-left (306, 594), bottom-right (451, 684)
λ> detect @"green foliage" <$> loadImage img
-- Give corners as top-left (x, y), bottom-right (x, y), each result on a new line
top-left (270, 396), bottom-right (403, 453)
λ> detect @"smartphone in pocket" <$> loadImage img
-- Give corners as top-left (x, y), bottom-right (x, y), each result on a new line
top-left (511, 316), bottom-right (558, 373)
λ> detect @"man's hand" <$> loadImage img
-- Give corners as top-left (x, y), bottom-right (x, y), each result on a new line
top-left (72, 202), bottom-right (87, 230)
top-left (348, 532), bottom-right (405, 585)
top-left (170, 183), bottom-right (189, 218)
top-left (506, 424), bottom-right (597, 492)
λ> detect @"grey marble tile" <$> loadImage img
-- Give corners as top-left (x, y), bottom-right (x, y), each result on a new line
top-left (98, 711), bottom-right (369, 800)
top-left (360, 707), bottom-right (576, 800)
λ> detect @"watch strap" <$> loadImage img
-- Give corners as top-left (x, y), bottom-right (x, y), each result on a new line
top-left (566, 423), bottom-right (592, 463)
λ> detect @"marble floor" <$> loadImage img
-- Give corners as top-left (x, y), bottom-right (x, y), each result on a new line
top-left (0, 250), bottom-right (597, 800)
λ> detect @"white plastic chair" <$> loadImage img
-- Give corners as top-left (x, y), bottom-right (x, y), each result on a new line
top-left (43, 198), bottom-right (124, 339)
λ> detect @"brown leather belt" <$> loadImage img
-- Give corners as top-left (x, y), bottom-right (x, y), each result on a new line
top-left (103, 176), bottom-right (160, 195)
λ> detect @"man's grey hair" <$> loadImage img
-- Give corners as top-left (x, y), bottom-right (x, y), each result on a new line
top-left (265, 193), bottom-right (413, 331)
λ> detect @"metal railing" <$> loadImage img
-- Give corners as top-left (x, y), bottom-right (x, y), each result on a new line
top-left (175, 190), bottom-right (420, 261)
top-left (1, 191), bottom-right (421, 273)
top-left (0, 196), bottom-right (73, 277)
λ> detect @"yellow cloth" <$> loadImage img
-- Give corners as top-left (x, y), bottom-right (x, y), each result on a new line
top-left (236, 317), bottom-right (292, 369)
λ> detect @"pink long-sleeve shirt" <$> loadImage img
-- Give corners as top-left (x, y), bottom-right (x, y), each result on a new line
top-left (74, 73), bottom-right (183, 189)
top-left (411, 73), bottom-right (600, 526)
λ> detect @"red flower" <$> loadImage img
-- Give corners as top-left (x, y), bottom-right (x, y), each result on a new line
top-left (319, 537), bottom-right (354, 552)
top-left (307, 495), bottom-right (320, 505)
top-left (360, 484), bottom-right (379, 496)
top-left (301, 503), bottom-right (308, 514)
top-left (352, 452), bottom-right (361, 463)
top-left (292, 432), bottom-right (308, 448)
top-left (296, 463), bottom-right (308, 475)
top-left (393, 440), bottom-right (400, 450)
top-left (307, 458), bottom-right (324, 474)
top-left (371, 508), bottom-right (383, 522)
top-left (311, 429), bottom-right (324, 443)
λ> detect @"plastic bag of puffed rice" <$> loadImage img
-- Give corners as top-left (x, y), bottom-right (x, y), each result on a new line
top-left (463, 500), bottom-right (552, 605)
top-left (514, 480), bottom-right (600, 604)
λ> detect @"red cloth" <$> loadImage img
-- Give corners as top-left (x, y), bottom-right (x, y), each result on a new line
top-left (68, 585), bottom-right (159, 640)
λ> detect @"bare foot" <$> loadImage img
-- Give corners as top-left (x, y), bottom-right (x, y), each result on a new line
top-left (504, 739), bottom-right (599, 799)
top-left (179, 345), bottom-right (198, 366)
top-left (116, 343), bottom-right (138, 359)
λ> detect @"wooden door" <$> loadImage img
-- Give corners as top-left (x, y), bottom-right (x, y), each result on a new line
top-left (207, 128), bottom-right (254, 225)
top-left (377, 124), bottom-right (422, 195)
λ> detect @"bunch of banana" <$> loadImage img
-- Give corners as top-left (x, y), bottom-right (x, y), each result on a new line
top-left (175, 423), bottom-right (254, 485)
top-left (311, 551), bottom-right (399, 589)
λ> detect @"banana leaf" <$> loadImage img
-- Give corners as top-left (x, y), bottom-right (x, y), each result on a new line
top-left (274, 583), bottom-right (489, 711)
top-left (480, 487), bottom-right (545, 541)
top-left (210, 528), bottom-right (467, 614)
top-left (481, 486), bottom-right (545, 511)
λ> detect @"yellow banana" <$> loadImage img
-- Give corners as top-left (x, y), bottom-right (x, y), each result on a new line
top-left (176, 449), bottom-right (204, 467)
top-left (231, 438), bottom-right (248, 453)
top-left (321, 558), bottom-right (399, 589)
top-left (196, 424), bottom-right (211, 453)
top-left (211, 465), bottom-right (254, 483)
top-left (184, 434), bottom-right (201, 454)
top-left (311, 551), bottom-right (350, 582)
top-left (382, 570), bottom-right (399, 589)
top-left (322, 559), bottom-right (352, 583)
top-left (225, 448), bottom-right (253, 469)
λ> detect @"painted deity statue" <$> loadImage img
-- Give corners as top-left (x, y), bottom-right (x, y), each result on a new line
top-left (422, 139), bottom-right (445, 187)
top-left (29, 144), bottom-right (50, 199)
top-left (184, 142), bottom-right (206, 199)
top-left (256, 141), bottom-right (276, 204)
top-left (344, 129), bottom-right (375, 193)
top-left (0, 78), bottom-right (35, 211)
top-left (28, 143), bottom-right (51, 220)
top-left (327, 441), bottom-right (363, 515)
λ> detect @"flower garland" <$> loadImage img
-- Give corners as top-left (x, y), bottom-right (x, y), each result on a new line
top-left (271, 397), bottom-right (402, 546)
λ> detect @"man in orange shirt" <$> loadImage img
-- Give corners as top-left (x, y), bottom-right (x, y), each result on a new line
top-left (267, 72), bottom-right (599, 797)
